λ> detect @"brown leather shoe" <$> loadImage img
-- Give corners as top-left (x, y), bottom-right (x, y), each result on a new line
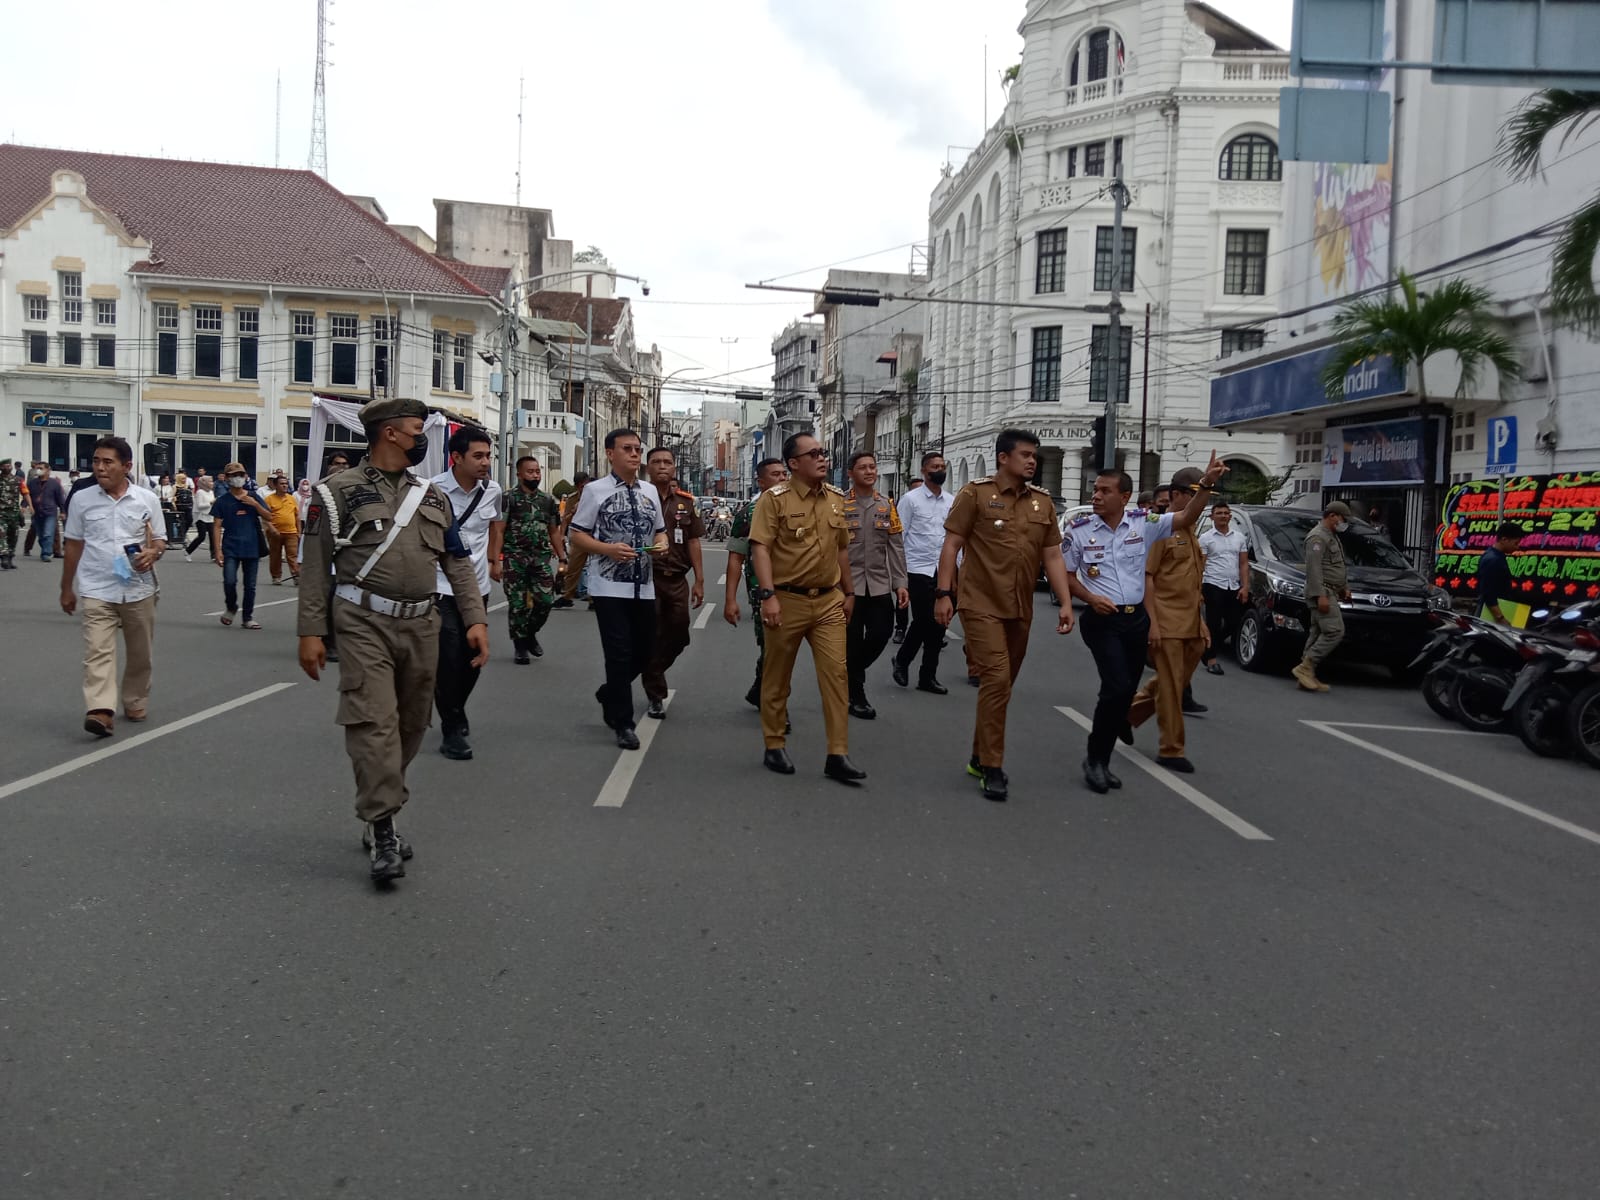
top-left (124, 705), bottom-right (148, 722)
top-left (84, 710), bottom-right (114, 738)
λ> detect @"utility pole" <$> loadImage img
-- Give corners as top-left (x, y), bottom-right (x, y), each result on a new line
top-left (1102, 167), bottom-right (1129, 473)
top-left (583, 302), bottom-right (595, 476)
top-left (498, 277), bottom-right (515, 489)
top-left (1138, 302), bottom-right (1151, 490)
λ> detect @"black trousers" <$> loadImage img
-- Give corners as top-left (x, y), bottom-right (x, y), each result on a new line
top-left (1202, 583), bottom-right (1242, 663)
top-left (185, 519), bottom-right (213, 556)
top-left (593, 596), bottom-right (657, 731)
top-left (895, 573), bottom-right (945, 683)
top-left (1079, 607), bottom-right (1151, 766)
top-left (847, 593), bottom-right (896, 699)
top-left (434, 593), bottom-right (484, 738)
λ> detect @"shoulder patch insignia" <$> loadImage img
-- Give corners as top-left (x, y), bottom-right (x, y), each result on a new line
top-left (823, 482), bottom-right (846, 496)
top-left (342, 484), bottom-right (383, 512)
top-left (421, 487), bottom-right (449, 512)
top-left (974, 476), bottom-right (993, 484)
top-left (1026, 482), bottom-right (1049, 494)
top-left (768, 484), bottom-right (790, 497)
top-left (305, 502), bottom-right (323, 535)
top-left (1069, 515), bottom-right (1093, 529)
top-left (1147, 512), bottom-right (1162, 523)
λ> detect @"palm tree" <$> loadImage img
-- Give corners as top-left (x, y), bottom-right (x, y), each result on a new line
top-left (1499, 89), bottom-right (1600, 330)
top-left (1320, 270), bottom-right (1521, 568)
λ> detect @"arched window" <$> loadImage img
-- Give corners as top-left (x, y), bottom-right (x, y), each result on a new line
top-left (1069, 28), bottom-right (1125, 86)
top-left (1219, 134), bottom-right (1282, 182)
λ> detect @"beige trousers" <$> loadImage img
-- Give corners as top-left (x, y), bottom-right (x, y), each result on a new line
top-left (82, 595), bottom-right (156, 715)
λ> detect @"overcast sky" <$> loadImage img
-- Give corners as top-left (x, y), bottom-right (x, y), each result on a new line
top-left (2, 0), bottom-right (1290, 404)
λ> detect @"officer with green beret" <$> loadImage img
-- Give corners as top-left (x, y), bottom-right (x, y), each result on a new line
top-left (295, 397), bottom-right (489, 885)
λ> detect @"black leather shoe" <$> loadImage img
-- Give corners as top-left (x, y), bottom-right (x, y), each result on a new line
top-left (745, 680), bottom-right (761, 707)
top-left (892, 629), bottom-right (905, 644)
top-left (616, 726), bottom-right (641, 750)
top-left (595, 686), bottom-right (615, 729)
top-left (849, 698), bottom-right (876, 719)
top-left (1158, 755), bottom-right (1196, 773)
top-left (440, 732), bottom-right (473, 761)
top-left (1105, 767), bottom-right (1122, 790)
top-left (529, 636), bottom-right (544, 658)
top-left (363, 821), bottom-right (414, 860)
top-left (981, 767), bottom-right (1009, 802)
top-left (647, 700), bottom-right (667, 720)
top-left (892, 661), bottom-right (909, 688)
top-left (764, 748), bottom-right (796, 775)
top-left (1119, 721), bottom-right (1135, 746)
top-left (824, 754), bottom-right (867, 783)
top-left (1205, 661), bottom-right (1224, 676)
top-left (367, 817), bottom-right (405, 883)
top-left (917, 678), bottom-right (948, 695)
top-left (513, 641), bottom-right (531, 665)
top-left (1182, 698), bottom-right (1209, 714)
top-left (967, 675), bottom-right (979, 687)
top-left (1083, 759), bottom-right (1110, 794)
top-left (552, 597), bottom-right (574, 609)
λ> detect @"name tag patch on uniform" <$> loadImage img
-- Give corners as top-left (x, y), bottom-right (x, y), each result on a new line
top-left (343, 485), bottom-right (382, 511)
top-left (988, 500), bottom-right (1007, 509)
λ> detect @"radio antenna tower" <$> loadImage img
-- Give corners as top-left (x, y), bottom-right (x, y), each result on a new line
top-left (515, 74), bottom-right (525, 206)
top-left (308, 0), bottom-right (329, 177)
top-left (274, 71), bottom-right (282, 167)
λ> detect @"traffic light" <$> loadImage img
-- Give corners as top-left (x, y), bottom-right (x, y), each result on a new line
top-left (1089, 415), bottom-right (1106, 471)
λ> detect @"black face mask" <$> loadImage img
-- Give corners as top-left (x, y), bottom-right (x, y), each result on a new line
top-left (521, 478), bottom-right (541, 492)
top-left (399, 433), bottom-right (428, 467)
top-left (926, 470), bottom-right (947, 486)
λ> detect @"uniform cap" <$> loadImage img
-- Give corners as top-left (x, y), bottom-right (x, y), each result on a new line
top-left (1323, 500), bottom-right (1353, 518)
top-left (359, 396), bottom-right (428, 428)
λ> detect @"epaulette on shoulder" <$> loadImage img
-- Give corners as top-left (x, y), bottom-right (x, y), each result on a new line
top-left (974, 475), bottom-right (994, 485)
top-left (1026, 482), bottom-right (1049, 494)
top-left (823, 483), bottom-right (846, 496)
top-left (768, 484), bottom-right (790, 497)
top-left (674, 487), bottom-right (695, 499)
top-left (1069, 514), bottom-right (1093, 529)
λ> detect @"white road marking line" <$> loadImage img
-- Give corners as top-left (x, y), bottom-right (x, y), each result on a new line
top-left (203, 596), bottom-right (298, 617)
top-left (487, 600), bottom-right (507, 613)
top-left (594, 690), bottom-right (673, 808)
top-left (0, 683), bottom-right (298, 803)
top-left (1303, 720), bottom-right (1600, 848)
top-left (694, 601), bottom-right (716, 629)
top-left (717, 572), bottom-right (727, 585)
top-left (1056, 706), bottom-right (1273, 841)
top-left (1313, 721), bottom-right (1492, 735)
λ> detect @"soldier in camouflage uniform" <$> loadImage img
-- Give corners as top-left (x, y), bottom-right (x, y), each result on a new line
top-left (723, 457), bottom-right (790, 706)
top-left (502, 456), bottom-right (566, 664)
top-left (0, 459), bottom-right (27, 569)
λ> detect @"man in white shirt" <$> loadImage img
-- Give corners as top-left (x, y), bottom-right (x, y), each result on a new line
top-left (1198, 500), bottom-right (1250, 676)
top-left (429, 427), bottom-right (505, 761)
top-left (891, 451), bottom-right (955, 693)
top-left (59, 436), bottom-right (167, 738)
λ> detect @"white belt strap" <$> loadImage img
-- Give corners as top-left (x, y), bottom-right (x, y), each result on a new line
top-left (354, 480), bottom-right (427, 584)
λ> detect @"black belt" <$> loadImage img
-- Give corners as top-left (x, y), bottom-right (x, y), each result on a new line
top-left (1088, 603), bottom-right (1142, 615)
top-left (777, 583), bottom-right (839, 598)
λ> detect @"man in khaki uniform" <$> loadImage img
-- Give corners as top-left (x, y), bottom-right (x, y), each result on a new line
top-left (1296, 499), bottom-right (1353, 692)
top-left (842, 450), bottom-right (908, 720)
top-left (1124, 468), bottom-right (1209, 773)
top-left (641, 447), bottom-right (705, 719)
top-left (749, 432), bottom-right (866, 783)
top-left (934, 428), bottom-right (1075, 802)
top-left (297, 397), bottom-right (488, 885)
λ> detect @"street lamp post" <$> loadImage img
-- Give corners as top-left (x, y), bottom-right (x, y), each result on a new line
top-left (352, 254), bottom-right (394, 399)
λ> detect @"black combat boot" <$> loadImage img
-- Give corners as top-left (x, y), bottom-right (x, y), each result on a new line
top-left (367, 816), bottom-right (405, 883)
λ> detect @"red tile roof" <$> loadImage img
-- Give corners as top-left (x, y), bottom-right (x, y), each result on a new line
top-left (436, 257), bottom-right (511, 296)
top-left (524, 291), bottom-right (627, 343)
top-left (0, 144), bottom-right (489, 298)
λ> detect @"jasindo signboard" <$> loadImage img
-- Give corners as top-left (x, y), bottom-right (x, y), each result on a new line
top-left (27, 407), bottom-right (115, 432)
top-left (1209, 346), bottom-right (1406, 426)
top-left (1433, 471), bottom-right (1600, 602)
top-left (1321, 415), bottom-right (1444, 487)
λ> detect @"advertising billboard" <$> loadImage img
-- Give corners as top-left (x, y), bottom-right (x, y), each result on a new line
top-left (1433, 471), bottom-right (1600, 602)
top-left (1321, 415), bottom-right (1443, 487)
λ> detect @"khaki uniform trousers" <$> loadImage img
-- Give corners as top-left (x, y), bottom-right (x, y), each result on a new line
top-left (81, 595), bottom-right (156, 716)
top-left (963, 612), bottom-right (1031, 769)
top-left (761, 591), bottom-right (849, 754)
top-left (1303, 603), bottom-right (1345, 666)
top-left (333, 599), bottom-right (440, 823)
top-left (266, 528), bottom-right (301, 581)
top-left (560, 545), bottom-right (589, 602)
top-left (643, 572), bottom-right (692, 703)
top-left (1128, 636), bottom-right (1206, 759)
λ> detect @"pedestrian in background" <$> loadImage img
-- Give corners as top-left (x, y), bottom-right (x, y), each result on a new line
top-left (935, 429), bottom-right (1075, 801)
top-left (842, 450), bottom-right (907, 720)
top-left (1477, 522), bottom-right (1529, 627)
top-left (554, 471), bottom-right (593, 609)
top-left (1198, 500), bottom-right (1249, 675)
top-left (263, 472), bottom-right (303, 586)
top-left (724, 457), bottom-right (789, 709)
top-left (25, 462), bottom-right (66, 563)
top-left (59, 437), bottom-right (166, 738)
top-left (210, 462), bottom-right (271, 630)
top-left (893, 452), bottom-right (954, 695)
top-left (892, 480), bottom-right (921, 645)
top-left (641, 447), bottom-right (705, 720)
top-left (502, 456), bottom-right (565, 664)
top-left (1294, 500), bottom-right (1353, 693)
top-left (0, 459), bottom-right (27, 569)
top-left (172, 473), bottom-right (194, 546)
top-left (429, 426), bottom-right (504, 761)
top-left (184, 474), bottom-right (215, 559)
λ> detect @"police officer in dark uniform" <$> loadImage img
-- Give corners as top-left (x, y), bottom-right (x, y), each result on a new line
top-left (297, 398), bottom-right (488, 884)
top-left (1063, 452), bottom-right (1227, 793)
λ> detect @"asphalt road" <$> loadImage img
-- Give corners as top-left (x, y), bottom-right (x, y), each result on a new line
top-left (3, 546), bottom-right (1598, 1199)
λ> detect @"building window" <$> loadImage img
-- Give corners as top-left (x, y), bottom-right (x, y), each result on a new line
top-left (330, 313), bottom-right (359, 387)
top-left (1224, 230), bottom-right (1269, 295)
top-left (453, 335), bottom-right (471, 392)
top-left (1029, 326), bottom-right (1062, 403)
top-left (1065, 147), bottom-right (1078, 179)
top-left (1087, 30), bottom-right (1110, 80)
top-left (1083, 141), bottom-right (1106, 177)
top-left (96, 336), bottom-right (116, 368)
top-left (95, 299), bottom-right (117, 326)
top-left (26, 333), bottom-right (48, 365)
top-left (193, 304), bottom-right (223, 378)
top-left (156, 302), bottom-right (179, 376)
top-left (372, 317), bottom-right (393, 393)
top-left (292, 311), bottom-right (316, 384)
top-left (59, 272), bottom-right (82, 324)
top-left (1220, 328), bottom-right (1267, 358)
top-left (236, 307), bottom-right (259, 381)
top-left (432, 332), bottom-right (446, 389)
top-left (1089, 326), bottom-right (1132, 404)
top-left (61, 333), bottom-right (82, 367)
top-left (1113, 136), bottom-right (1124, 176)
top-left (1093, 227), bottom-right (1136, 292)
top-left (1035, 229), bottom-right (1068, 294)
top-left (1219, 134), bottom-right (1281, 182)
top-left (25, 295), bottom-right (48, 323)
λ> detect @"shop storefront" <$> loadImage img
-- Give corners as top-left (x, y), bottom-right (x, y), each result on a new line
top-left (27, 406), bottom-right (117, 472)
top-left (152, 411), bottom-right (259, 479)
top-left (290, 416), bottom-right (365, 483)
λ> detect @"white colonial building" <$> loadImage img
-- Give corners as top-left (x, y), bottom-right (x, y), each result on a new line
top-left (924, 0), bottom-right (1289, 500)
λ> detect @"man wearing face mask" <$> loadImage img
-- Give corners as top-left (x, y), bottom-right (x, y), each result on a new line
top-left (0, 460), bottom-right (27, 569)
top-left (210, 463), bottom-right (272, 629)
top-left (1295, 500), bottom-right (1353, 693)
top-left (25, 462), bottom-right (67, 563)
top-left (297, 399), bottom-right (487, 885)
top-left (501, 456), bottom-right (565, 664)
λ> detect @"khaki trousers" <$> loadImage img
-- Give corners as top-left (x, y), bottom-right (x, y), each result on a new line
top-left (266, 528), bottom-right (301, 580)
top-left (1127, 636), bottom-right (1205, 759)
top-left (82, 595), bottom-right (156, 716)
top-left (1303, 603), bottom-right (1345, 666)
top-left (963, 612), bottom-right (1031, 769)
top-left (761, 591), bottom-right (849, 754)
top-left (333, 599), bottom-right (440, 823)
top-left (560, 545), bottom-right (589, 602)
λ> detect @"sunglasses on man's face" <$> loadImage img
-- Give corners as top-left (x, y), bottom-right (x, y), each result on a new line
top-left (795, 448), bottom-right (828, 460)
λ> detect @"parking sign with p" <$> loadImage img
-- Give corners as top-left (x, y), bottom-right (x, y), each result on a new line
top-left (1487, 416), bottom-right (1517, 474)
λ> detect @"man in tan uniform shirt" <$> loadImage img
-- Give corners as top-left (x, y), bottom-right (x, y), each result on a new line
top-left (297, 397), bottom-right (488, 885)
top-left (748, 432), bottom-right (867, 784)
top-left (1124, 468), bottom-right (1208, 772)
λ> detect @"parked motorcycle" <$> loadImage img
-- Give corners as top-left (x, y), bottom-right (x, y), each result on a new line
top-left (1411, 613), bottom-right (1525, 730)
top-left (1503, 602), bottom-right (1600, 757)
top-left (1568, 679), bottom-right (1600, 769)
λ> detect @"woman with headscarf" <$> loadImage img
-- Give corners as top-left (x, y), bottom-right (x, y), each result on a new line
top-left (185, 473), bottom-right (216, 560)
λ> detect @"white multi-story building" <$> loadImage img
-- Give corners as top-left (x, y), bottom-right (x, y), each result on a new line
top-left (769, 319), bottom-right (822, 448)
top-left (924, 0), bottom-right (1288, 499)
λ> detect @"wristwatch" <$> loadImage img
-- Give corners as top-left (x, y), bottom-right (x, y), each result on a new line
top-left (934, 588), bottom-right (955, 598)
top-left (755, 587), bottom-right (776, 602)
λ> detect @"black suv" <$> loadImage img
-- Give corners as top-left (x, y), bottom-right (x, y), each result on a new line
top-left (1210, 506), bottom-right (1452, 676)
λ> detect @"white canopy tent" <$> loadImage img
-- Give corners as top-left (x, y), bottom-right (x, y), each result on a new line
top-left (307, 395), bottom-right (450, 480)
